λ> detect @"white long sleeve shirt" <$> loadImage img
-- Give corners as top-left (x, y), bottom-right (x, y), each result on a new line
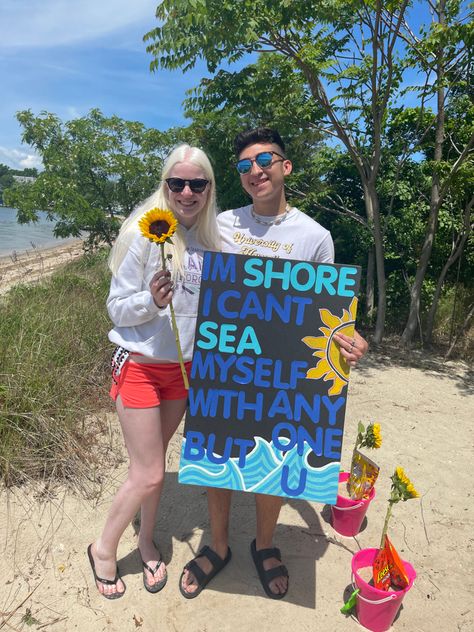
top-left (107, 230), bottom-right (205, 362)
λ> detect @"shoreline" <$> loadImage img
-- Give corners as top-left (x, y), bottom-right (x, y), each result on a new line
top-left (0, 237), bottom-right (83, 263)
top-left (0, 239), bottom-right (85, 295)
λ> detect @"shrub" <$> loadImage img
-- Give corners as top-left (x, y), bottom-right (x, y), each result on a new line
top-left (0, 249), bottom-right (115, 486)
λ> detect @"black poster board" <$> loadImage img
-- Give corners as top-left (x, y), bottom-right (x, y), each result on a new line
top-left (179, 252), bottom-right (361, 503)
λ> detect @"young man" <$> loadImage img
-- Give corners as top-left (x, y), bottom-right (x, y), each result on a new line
top-left (180, 127), bottom-right (368, 600)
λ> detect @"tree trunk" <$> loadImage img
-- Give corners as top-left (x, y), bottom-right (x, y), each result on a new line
top-left (363, 181), bottom-right (386, 344)
top-left (401, 1), bottom-right (446, 347)
top-left (425, 198), bottom-right (473, 343)
top-left (400, 186), bottom-right (442, 345)
top-left (365, 248), bottom-right (375, 322)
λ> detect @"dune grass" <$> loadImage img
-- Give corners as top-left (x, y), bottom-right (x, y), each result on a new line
top-left (0, 249), bottom-right (115, 487)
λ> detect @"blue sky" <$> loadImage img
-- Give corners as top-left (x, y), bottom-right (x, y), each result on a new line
top-left (0, 0), bottom-right (207, 170)
top-left (1, 2), bottom-right (468, 171)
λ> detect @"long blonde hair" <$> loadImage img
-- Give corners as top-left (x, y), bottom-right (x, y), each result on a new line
top-left (108, 144), bottom-right (221, 277)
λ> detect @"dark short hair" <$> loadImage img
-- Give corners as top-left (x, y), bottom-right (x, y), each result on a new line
top-left (234, 127), bottom-right (286, 157)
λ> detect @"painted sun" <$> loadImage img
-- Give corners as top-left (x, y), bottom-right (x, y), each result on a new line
top-left (301, 297), bottom-right (358, 395)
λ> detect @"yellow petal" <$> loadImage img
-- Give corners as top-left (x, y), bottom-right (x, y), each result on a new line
top-left (306, 361), bottom-right (331, 379)
top-left (328, 377), bottom-right (346, 395)
top-left (301, 335), bottom-right (327, 349)
top-left (319, 308), bottom-right (341, 329)
top-left (349, 296), bottom-right (358, 319)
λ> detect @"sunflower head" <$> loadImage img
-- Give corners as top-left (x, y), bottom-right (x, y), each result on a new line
top-left (356, 421), bottom-right (382, 450)
top-left (367, 423), bottom-right (382, 449)
top-left (138, 208), bottom-right (178, 244)
top-left (390, 466), bottom-right (420, 502)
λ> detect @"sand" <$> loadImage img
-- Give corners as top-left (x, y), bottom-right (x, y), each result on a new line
top-left (0, 247), bottom-right (473, 631)
top-left (1, 353), bottom-right (472, 631)
top-left (0, 240), bottom-right (84, 296)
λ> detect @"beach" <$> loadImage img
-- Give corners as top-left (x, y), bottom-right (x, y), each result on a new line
top-left (0, 347), bottom-right (472, 631)
top-left (0, 240), bottom-right (84, 295)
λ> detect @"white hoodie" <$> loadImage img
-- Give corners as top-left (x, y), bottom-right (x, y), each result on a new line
top-left (107, 229), bottom-right (206, 362)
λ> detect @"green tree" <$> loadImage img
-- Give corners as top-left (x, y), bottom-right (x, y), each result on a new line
top-left (421, 92), bottom-right (474, 344)
top-left (182, 53), bottom-right (327, 212)
top-left (180, 55), bottom-right (374, 303)
top-left (4, 109), bottom-right (175, 247)
top-left (144, 0), bottom-right (424, 343)
top-left (365, 96), bottom-right (473, 342)
top-left (145, 0), bottom-right (472, 345)
top-left (16, 167), bottom-right (38, 177)
top-left (0, 164), bottom-right (15, 204)
top-left (399, 1), bottom-right (474, 344)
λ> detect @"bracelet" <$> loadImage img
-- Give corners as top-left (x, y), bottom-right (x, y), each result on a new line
top-left (157, 303), bottom-right (167, 309)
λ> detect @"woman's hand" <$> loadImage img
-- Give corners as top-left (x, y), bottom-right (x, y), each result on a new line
top-left (149, 269), bottom-right (173, 309)
top-left (333, 329), bottom-right (368, 367)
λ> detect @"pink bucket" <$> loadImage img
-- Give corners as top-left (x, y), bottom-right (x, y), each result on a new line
top-left (331, 472), bottom-right (375, 537)
top-left (351, 548), bottom-right (416, 632)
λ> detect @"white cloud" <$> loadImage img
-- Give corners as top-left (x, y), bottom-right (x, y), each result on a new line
top-left (0, 0), bottom-right (158, 49)
top-left (0, 146), bottom-right (43, 171)
top-left (65, 106), bottom-right (82, 120)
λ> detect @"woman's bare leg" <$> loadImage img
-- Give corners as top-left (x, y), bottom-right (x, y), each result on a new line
top-left (90, 396), bottom-right (176, 597)
top-left (137, 398), bottom-right (186, 588)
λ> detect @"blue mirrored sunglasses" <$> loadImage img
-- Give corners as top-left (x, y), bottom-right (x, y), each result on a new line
top-left (235, 151), bottom-right (285, 174)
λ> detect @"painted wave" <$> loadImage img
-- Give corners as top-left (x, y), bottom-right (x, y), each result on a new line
top-left (179, 435), bottom-right (340, 503)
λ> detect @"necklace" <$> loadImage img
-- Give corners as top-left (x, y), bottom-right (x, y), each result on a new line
top-left (250, 204), bottom-right (290, 226)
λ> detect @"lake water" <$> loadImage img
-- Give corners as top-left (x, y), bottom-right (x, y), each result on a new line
top-left (0, 206), bottom-right (79, 257)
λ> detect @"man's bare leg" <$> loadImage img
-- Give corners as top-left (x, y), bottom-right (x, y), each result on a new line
top-left (254, 493), bottom-right (288, 596)
top-left (180, 487), bottom-right (232, 595)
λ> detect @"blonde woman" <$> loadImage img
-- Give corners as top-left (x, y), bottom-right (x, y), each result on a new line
top-left (87, 144), bottom-right (220, 599)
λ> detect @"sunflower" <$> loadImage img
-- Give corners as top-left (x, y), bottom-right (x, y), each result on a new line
top-left (380, 466), bottom-right (420, 547)
top-left (355, 421), bottom-right (383, 451)
top-left (391, 467), bottom-right (420, 501)
top-left (138, 208), bottom-right (178, 244)
top-left (372, 423), bottom-right (382, 448)
top-left (137, 206), bottom-right (188, 390)
top-left (367, 422), bottom-right (382, 449)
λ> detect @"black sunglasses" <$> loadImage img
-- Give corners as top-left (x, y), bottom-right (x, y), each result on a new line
top-left (235, 151), bottom-right (285, 174)
top-left (165, 177), bottom-right (209, 193)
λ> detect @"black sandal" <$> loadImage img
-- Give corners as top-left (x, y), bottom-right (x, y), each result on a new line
top-left (87, 544), bottom-right (126, 600)
top-left (141, 559), bottom-right (168, 593)
top-left (179, 545), bottom-right (232, 599)
top-left (250, 539), bottom-right (289, 599)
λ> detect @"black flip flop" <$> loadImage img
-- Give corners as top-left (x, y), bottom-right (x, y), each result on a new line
top-left (179, 545), bottom-right (232, 599)
top-left (250, 539), bottom-right (289, 599)
top-left (141, 559), bottom-right (168, 593)
top-left (87, 544), bottom-right (126, 600)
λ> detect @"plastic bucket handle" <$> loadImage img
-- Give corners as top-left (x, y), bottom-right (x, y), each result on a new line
top-left (334, 501), bottom-right (365, 511)
top-left (351, 580), bottom-right (399, 605)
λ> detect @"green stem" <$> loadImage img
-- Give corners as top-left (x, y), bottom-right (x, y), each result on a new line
top-left (380, 500), bottom-right (394, 549)
top-left (160, 244), bottom-right (189, 390)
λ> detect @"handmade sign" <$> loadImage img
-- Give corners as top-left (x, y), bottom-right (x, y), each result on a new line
top-left (179, 252), bottom-right (361, 503)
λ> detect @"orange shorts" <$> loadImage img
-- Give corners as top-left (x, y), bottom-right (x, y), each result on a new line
top-left (110, 360), bottom-right (192, 408)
